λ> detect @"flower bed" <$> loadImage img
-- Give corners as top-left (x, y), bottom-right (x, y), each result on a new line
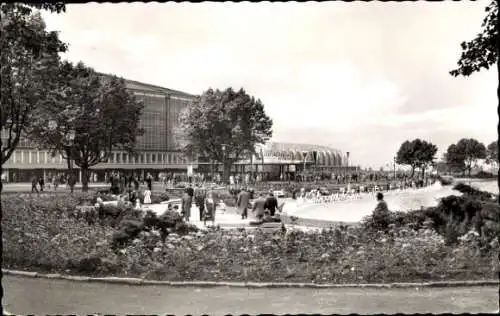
top-left (2, 190), bottom-right (498, 284)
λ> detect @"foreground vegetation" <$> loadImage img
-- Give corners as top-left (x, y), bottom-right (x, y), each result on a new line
top-left (2, 184), bottom-right (499, 284)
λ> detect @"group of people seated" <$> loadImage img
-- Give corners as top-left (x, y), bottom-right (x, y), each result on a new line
top-left (297, 179), bottom-right (437, 206)
top-left (235, 188), bottom-right (284, 226)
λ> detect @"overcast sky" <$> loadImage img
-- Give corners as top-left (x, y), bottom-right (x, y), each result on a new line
top-left (41, 1), bottom-right (496, 169)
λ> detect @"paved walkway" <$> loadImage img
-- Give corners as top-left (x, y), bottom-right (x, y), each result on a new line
top-left (3, 276), bottom-right (498, 314)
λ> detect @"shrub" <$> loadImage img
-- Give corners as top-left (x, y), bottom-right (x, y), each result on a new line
top-left (453, 183), bottom-right (493, 200)
top-left (111, 219), bottom-right (144, 249)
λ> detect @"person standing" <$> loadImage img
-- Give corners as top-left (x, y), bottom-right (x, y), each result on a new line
top-left (252, 193), bottom-right (267, 220)
top-left (31, 175), bottom-right (39, 193)
top-left (146, 173), bottom-right (153, 191)
top-left (194, 189), bottom-right (206, 222)
top-left (204, 191), bottom-right (216, 226)
top-left (67, 173), bottom-right (76, 194)
top-left (143, 188), bottom-right (152, 204)
top-left (264, 191), bottom-right (278, 216)
top-left (133, 176), bottom-right (140, 191)
top-left (38, 176), bottom-right (45, 192)
top-left (181, 188), bottom-right (193, 222)
top-left (237, 187), bottom-right (250, 220)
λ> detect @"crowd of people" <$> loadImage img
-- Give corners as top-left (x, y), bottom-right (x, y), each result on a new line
top-left (30, 173), bottom-right (77, 193)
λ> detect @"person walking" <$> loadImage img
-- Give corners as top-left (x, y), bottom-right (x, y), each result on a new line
top-left (264, 191), bottom-right (278, 216)
top-left (252, 193), bottom-right (267, 220)
top-left (146, 173), bottom-right (153, 191)
top-left (204, 191), bottom-right (216, 226)
top-left (31, 175), bottom-right (39, 193)
top-left (38, 176), bottom-right (45, 192)
top-left (181, 188), bottom-right (193, 222)
top-left (133, 176), bottom-right (140, 191)
top-left (194, 189), bottom-right (206, 222)
top-left (67, 173), bottom-right (76, 194)
top-left (237, 187), bottom-right (250, 220)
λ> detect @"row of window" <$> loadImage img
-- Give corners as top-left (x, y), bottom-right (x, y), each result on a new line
top-left (4, 150), bottom-right (192, 166)
top-left (107, 151), bottom-right (190, 165)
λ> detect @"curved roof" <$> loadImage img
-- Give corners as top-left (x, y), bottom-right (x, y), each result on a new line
top-left (258, 142), bottom-right (343, 155)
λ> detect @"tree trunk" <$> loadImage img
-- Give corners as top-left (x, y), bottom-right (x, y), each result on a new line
top-left (410, 166), bottom-right (415, 178)
top-left (81, 166), bottom-right (89, 192)
top-left (223, 161), bottom-right (232, 184)
top-left (0, 164), bottom-right (3, 194)
top-left (421, 166), bottom-right (426, 179)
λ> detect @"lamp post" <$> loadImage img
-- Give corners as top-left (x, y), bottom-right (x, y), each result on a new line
top-left (393, 156), bottom-right (397, 179)
top-left (302, 151), bottom-right (308, 182)
top-left (345, 152), bottom-right (350, 182)
top-left (260, 147), bottom-right (264, 182)
top-left (221, 144), bottom-right (227, 184)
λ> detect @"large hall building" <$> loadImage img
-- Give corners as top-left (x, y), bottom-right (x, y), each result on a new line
top-left (2, 76), bottom-right (354, 183)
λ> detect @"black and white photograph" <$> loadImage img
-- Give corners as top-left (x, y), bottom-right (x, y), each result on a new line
top-left (1, 1), bottom-right (499, 314)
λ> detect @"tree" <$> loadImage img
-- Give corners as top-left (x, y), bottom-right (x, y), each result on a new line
top-left (444, 144), bottom-right (465, 173)
top-left (396, 139), bottom-right (438, 178)
top-left (450, 0), bottom-right (498, 194)
top-left (29, 62), bottom-right (144, 192)
top-left (178, 87), bottom-right (273, 183)
top-left (486, 141), bottom-right (498, 165)
top-left (445, 138), bottom-right (487, 176)
top-left (0, 3), bottom-right (67, 192)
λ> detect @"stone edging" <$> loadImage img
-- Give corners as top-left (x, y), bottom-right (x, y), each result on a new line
top-left (3, 269), bottom-right (499, 288)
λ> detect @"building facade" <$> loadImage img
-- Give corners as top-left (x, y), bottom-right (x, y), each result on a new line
top-left (2, 77), bottom-right (198, 183)
top-left (2, 76), bottom-right (355, 183)
top-left (197, 142), bottom-right (355, 181)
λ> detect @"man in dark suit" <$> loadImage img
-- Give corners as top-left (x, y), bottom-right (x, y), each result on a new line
top-left (236, 187), bottom-right (250, 219)
top-left (252, 193), bottom-right (267, 220)
top-left (264, 191), bottom-right (278, 216)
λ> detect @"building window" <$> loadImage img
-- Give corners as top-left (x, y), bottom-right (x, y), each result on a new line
top-left (151, 153), bottom-right (156, 163)
top-left (116, 152), bottom-right (121, 164)
top-left (139, 154), bottom-right (144, 164)
top-left (122, 153), bottom-right (127, 164)
top-left (31, 151), bottom-right (37, 164)
top-left (15, 151), bottom-right (21, 164)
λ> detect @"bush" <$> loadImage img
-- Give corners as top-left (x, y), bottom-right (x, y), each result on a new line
top-left (111, 219), bottom-right (144, 249)
top-left (453, 183), bottom-right (493, 200)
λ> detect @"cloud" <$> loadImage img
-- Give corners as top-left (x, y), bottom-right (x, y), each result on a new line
top-left (40, 1), bottom-right (497, 168)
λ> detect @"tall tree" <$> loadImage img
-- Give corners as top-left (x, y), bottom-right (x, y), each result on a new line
top-left (29, 62), bottom-right (144, 191)
top-left (0, 3), bottom-right (67, 192)
top-left (179, 87), bottom-right (273, 183)
top-left (486, 141), bottom-right (498, 165)
top-left (444, 144), bottom-right (465, 173)
top-left (450, 0), bottom-right (498, 193)
top-left (445, 138), bottom-right (487, 176)
top-left (396, 139), bottom-right (437, 178)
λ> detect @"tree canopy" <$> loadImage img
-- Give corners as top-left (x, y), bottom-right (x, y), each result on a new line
top-left (486, 141), bottom-right (498, 164)
top-left (29, 62), bottom-right (144, 191)
top-left (450, 1), bottom-right (498, 77)
top-left (450, 0), bottom-right (498, 192)
top-left (445, 138), bottom-right (487, 176)
top-left (0, 3), bottom-right (67, 168)
top-left (178, 87), bottom-right (273, 182)
top-left (396, 139), bottom-right (438, 178)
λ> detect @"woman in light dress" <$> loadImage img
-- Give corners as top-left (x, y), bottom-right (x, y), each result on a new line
top-left (143, 189), bottom-right (152, 204)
